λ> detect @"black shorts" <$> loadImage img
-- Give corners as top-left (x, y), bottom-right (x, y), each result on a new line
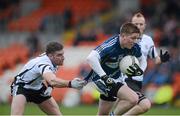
top-left (100, 82), bottom-right (123, 102)
top-left (11, 84), bottom-right (51, 104)
top-left (125, 78), bottom-right (146, 103)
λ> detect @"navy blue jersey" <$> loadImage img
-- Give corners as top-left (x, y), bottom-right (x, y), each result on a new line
top-left (91, 35), bottom-right (142, 81)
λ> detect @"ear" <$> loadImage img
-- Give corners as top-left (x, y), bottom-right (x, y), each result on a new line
top-left (47, 53), bottom-right (53, 58)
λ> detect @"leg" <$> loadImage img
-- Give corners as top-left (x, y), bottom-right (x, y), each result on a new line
top-left (11, 94), bottom-right (27, 115)
top-left (114, 100), bottom-right (132, 115)
top-left (116, 85), bottom-right (139, 114)
top-left (38, 97), bottom-right (62, 115)
top-left (124, 98), bottom-right (151, 115)
top-left (98, 98), bottom-right (115, 115)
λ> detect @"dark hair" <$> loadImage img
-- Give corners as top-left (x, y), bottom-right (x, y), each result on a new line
top-left (132, 12), bottom-right (145, 19)
top-left (46, 42), bottom-right (63, 54)
top-left (120, 22), bottom-right (140, 35)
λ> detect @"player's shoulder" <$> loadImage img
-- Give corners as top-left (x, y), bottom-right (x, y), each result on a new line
top-left (142, 34), bottom-right (154, 42)
top-left (133, 43), bottom-right (141, 49)
top-left (131, 43), bottom-right (142, 57)
top-left (97, 35), bottom-right (119, 49)
top-left (35, 54), bottom-right (53, 66)
top-left (132, 43), bottom-right (141, 53)
top-left (104, 35), bottom-right (119, 44)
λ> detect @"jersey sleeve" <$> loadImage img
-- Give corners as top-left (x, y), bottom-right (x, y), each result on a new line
top-left (36, 63), bottom-right (53, 75)
top-left (86, 50), bottom-right (106, 77)
top-left (148, 42), bottom-right (158, 59)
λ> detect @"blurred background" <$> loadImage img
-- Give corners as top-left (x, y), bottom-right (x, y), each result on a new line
top-left (0, 0), bottom-right (179, 115)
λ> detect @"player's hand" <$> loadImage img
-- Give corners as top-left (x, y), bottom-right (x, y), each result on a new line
top-left (69, 78), bottom-right (87, 89)
top-left (160, 49), bottom-right (170, 63)
top-left (126, 63), bottom-right (143, 77)
top-left (101, 75), bottom-right (116, 88)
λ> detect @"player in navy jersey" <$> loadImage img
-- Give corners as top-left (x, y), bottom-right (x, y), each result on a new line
top-left (86, 22), bottom-right (147, 115)
top-left (113, 13), bottom-right (170, 115)
top-left (11, 42), bottom-right (86, 115)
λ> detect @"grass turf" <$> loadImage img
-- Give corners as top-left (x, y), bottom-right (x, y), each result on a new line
top-left (0, 103), bottom-right (180, 115)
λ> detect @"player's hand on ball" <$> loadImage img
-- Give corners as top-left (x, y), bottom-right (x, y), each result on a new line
top-left (126, 63), bottom-right (143, 77)
top-left (69, 78), bottom-right (86, 89)
top-left (160, 49), bottom-right (170, 63)
top-left (101, 75), bottom-right (116, 88)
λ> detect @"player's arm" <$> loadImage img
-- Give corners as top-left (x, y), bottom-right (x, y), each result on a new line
top-left (43, 72), bottom-right (69, 88)
top-left (155, 56), bottom-right (161, 64)
top-left (148, 42), bottom-right (169, 64)
top-left (86, 50), bottom-right (115, 86)
top-left (42, 72), bottom-right (86, 89)
top-left (151, 49), bottom-right (170, 65)
top-left (86, 50), bottom-right (106, 77)
top-left (37, 63), bottom-right (86, 89)
top-left (152, 47), bottom-right (163, 64)
top-left (138, 54), bottom-right (147, 72)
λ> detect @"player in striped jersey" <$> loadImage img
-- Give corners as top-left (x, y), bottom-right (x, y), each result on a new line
top-left (86, 22), bottom-right (147, 115)
top-left (113, 13), bottom-right (170, 115)
top-left (11, 42), bottom-right (86, 115)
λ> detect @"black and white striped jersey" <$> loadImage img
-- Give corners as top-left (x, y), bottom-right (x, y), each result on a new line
top-left (12, 53), bottom-right (58, 90)
top-left (139, 34), bottom-right (158, 60)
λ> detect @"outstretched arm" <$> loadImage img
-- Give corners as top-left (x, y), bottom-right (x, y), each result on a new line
top-left (43, 72), bottom-right (69, 87)
top-left (43, 72), bottom-right (86, 89)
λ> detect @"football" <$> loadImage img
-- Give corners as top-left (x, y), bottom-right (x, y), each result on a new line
top-left (119, 55), bottom-right (140, 74)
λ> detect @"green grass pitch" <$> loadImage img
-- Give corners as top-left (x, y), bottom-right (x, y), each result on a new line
top-left (0, 103), bottom-right (180, 115)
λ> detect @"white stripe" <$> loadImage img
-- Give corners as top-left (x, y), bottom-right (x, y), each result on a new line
top-left (97, 38), bottom-right (117, 52)
top-left (13, 85), bottom-right (19, 96)
top-left (102, 38), bottom-right (117, 49)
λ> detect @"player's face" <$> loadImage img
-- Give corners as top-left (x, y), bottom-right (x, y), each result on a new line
top-left (132, 17), bottom-right (146, 35)
top-left (123, 33), bottom-right (140, 49)
top-left (51, 50), bottom-right (64, 66)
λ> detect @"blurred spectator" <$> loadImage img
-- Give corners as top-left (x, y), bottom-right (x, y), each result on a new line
top-left (0, 0), bottom-right (10, 10)
top-left (63, 7), bottom-right (73, 30)
top-left (73, 29), bottom-right (97, 46)
top-left (26, 32), bottom-right (41, 57)
top-left (169, 47), bottom-right (180, 73)
top-left (73, 30), bottom-right (84, 46)
top-left (143, 64), bottom-right (171, 87)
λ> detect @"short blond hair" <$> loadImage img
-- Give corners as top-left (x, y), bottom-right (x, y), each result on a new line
top-left (120, 22), bottom-right (140, 35)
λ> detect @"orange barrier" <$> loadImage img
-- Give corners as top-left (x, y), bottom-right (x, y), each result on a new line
top-left (8, 0), bottom-right (111, 31)
top-left (81, 92), bottom-right (95, 104)
top-left (0, 43), bottom-right (29, 75)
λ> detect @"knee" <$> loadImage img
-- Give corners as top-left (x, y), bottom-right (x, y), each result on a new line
top-left (129, 94), bottom-right (139, 106)
top-left (139, 99), bottom-right (151, 112)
